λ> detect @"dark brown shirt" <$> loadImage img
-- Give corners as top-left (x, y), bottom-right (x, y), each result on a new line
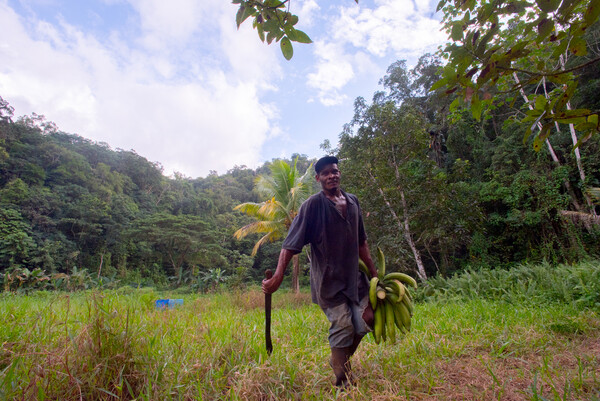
top-left (282, 190), bottom-right (369, 308)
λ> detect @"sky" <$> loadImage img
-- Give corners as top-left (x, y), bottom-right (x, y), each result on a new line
top-left (0, 0), bottom-right (447, 178)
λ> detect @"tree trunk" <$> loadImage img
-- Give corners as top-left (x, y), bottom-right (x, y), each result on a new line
top-left (513, 73), bottom-right (589, 219)
top-left (368, 170), bottom-right (428, 282)
top-left (97, 252), bottom-right (104, 279)
top-left (291, 254), bottom-right (300, 293)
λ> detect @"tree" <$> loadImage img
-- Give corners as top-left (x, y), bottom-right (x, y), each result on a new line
top-left (338, 91), bottom-right (483, 281)
top-left (0, 208), bottom-right (37, 271)
top-left (233, 158), bottom-right (313, 292)
top-left (434, 0), bottom-right (600, 149)
top-left (0, 96), bottom-right (14, 124)
top-left (127, 213), bottom-right (217, 285)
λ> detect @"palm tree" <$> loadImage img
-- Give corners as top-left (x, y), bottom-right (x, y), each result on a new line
top-left (234, 158), bottom-right (314, 292)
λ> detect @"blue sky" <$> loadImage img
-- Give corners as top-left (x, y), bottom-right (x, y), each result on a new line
top-left (0, 0), bottom-right (447, 178)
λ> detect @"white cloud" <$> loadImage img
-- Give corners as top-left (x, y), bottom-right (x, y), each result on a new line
top-left (0, 0), bottom-right (281, 177)
top-left (297, 0), bottom-right (320, 27)
top-left (306, 41), bottom-right (353, 106)
top-left (125, 0), bottom-right (205, 50)
top-left (307, 0), bottom-right (446, 106)
top-left (332, 0), bottom-right (446, 57)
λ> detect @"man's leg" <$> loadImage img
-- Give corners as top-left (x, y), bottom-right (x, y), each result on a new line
top-left (321, 303), bottom-right (355, 387)
top-left (330, 347), bottom-right (352, 387)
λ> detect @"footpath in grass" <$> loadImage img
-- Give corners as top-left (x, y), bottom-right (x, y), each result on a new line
top-left (0, 285), bottom-right (598, 400)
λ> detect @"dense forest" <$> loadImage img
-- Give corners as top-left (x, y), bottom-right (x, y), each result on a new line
top-left (0, 101), bottom-right (317, 290)
top-left (1, 27), bottom-right (599, 291)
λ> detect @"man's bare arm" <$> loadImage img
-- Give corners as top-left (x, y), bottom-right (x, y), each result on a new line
top-left (359, 241), bottom-right (378, 279)
top-left (262, 248), bottom-right (298, 294)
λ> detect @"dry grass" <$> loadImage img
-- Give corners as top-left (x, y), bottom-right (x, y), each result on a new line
top-left (230, 288), bottom-right (312, 311)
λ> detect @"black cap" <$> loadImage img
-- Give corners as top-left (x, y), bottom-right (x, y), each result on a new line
top-left (315, 156), bottom-right (338, 174)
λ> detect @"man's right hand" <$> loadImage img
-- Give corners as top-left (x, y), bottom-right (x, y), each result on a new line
top-left (262, 248), bottom-right (295, 294)
top-left (262, 272), bottom-right (284, 294)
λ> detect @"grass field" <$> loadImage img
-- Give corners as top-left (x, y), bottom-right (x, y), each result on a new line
top-left (1, 280), bottom-right (599, 400)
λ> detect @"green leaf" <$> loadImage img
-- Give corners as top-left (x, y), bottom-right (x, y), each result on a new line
top-left (280, 37), bottom-right (293, 60)
top-left (570, 37), bottom-right (587, 56)
top-left (551, 39), bottom-right (569, 58)
top-left (477, 3), bottom-right (495, 23)
top-left (287, 28), bottom-right (312, 44)
top-left (451, 22), bottom-right (464, 41)
top-left (430, 77), bottom-right (448, 91)
top-left (471, 94), bottom-right (482, 121)
top-left (235, 6), bottom-right (245, 29)
top-left (534, 95), bottom-right (547, 111)
top-left (236, 5), bottom-right (254, 29)
top-left (523, 127), bottom-right (533, 144)
top-left (264, 0), bottom-right (284, 7)
top-left (574, 122), bottom-right (597, 131)
top-left (584, 0), bottom-right (600, 26)
top-left (450, 97), bottom-right (461, 112)
top-left (536, 0), bottom-right (561, 12)
top-left (536, 18), bottom-right (554, 42)
top-left (533, 135), bottom-right (543, 151)
top-left (538, 123), bottom-right (552, 140)
top-left (263, 19), bottom-right (279, 33)
top-left (266, 30), bottom-right (278, 44)
top-left (555, 109), bottom-right (591, 119)
top-left (257, 21), bottom-right (265, 42)
top-left (547, 74), bottom-right (570, 85)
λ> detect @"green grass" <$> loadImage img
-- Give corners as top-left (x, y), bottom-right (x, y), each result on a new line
top-left (1, 272), bottom-right (599, 400)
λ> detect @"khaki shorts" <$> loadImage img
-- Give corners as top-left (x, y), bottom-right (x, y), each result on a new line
top-left (321, 294), bottom-right (372, 348)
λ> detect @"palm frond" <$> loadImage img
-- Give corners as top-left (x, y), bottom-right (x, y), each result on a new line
top-left (234, 202), bottom-right (263, 217)
top-left (251, 231), bottom-right (284, 255)
top-left (233, 158), bottom-right (315, 254)
top-left (233, 220), bottom-right (286, 239)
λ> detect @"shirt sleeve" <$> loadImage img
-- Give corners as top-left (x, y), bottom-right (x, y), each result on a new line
top-left (282, 199), bottom-right (313, 252)
top-left (356, 196), bottom-right (367, 245)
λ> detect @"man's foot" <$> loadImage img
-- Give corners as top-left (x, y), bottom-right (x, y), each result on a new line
top-left (330, 348), bottom-right (355, 388)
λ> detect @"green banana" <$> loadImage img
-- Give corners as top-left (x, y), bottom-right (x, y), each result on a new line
top-left (376, 247), bottom-right (386, 279)
top-left (366, 248), bottom-right (417, 345)
top-left (358, 258), bottom-right (371, 278)
top-left (373, 305), bottom-right (384, 344)
top-left (393, 302), bottom-right (407, 334)
top-left (398, 301), bottom-right (411, 331)
top-left (369, 277), bottom-right (379, 310)
top-left (384, 279), bottom-right (405, 301)
top-left (384, 272), bottom-right (418, 289)
top-left (386, 292), bottom-right (399, 303)
top-left (404, 287), bottom-right (413, 301)
top-left (385, 300), bottom-right (396, 343)
top-left (380, 302), bottom-right (387, 343)
top-left (402, 294), bottom-right (414, 316)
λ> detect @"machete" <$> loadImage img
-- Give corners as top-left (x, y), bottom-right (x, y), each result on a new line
top-left (264, 269), bottom-right (273, 355)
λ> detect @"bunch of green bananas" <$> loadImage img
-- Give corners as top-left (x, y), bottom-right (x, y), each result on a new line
top-left (359, 248), bottom-right (417, 344)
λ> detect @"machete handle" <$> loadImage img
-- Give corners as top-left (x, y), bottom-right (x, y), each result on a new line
top-left (264, 269), bottom-right (273, 355)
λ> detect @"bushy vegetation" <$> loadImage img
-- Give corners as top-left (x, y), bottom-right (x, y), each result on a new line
top-left (419, 261), bottom-right (600, 309)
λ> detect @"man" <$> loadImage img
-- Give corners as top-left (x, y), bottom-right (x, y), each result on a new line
top-left (262, 155), bottom-right (378, 388)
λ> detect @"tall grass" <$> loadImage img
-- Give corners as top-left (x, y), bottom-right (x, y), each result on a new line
top-left (1, 261), bottom-right (599, 400)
